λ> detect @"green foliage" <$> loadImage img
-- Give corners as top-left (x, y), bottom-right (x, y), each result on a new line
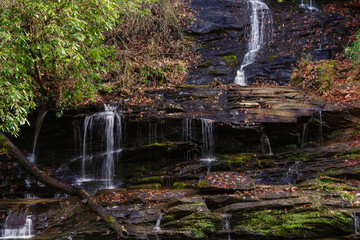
top-left (0, 0), bottom-right (120, 135)
top-left (346, 30), bottom-right (360, 63)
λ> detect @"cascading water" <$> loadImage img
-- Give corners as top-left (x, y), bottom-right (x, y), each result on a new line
top-left (261, 132), bottom-right (273, 155)
top-left (27, 110), bottom-right (47, 163)
top-left (182, 118), bottom-right (192, 142)
top-left (221, 214), bottom-right (232, 240)
top-left (201, 119), bottom-right (215, 161)
top-left (79, 105), bottom-right (122, 189)
top-left (153, 213), bottom-right (164, 232)
top-left (351, 212), bottom-right (359, 234)
top-left (1, 212), bottom-right (34, 239)
top-left (234, 0), bottom-right (272, 86)
top-left (318, 111), bottom-right (323, 144)
top-left (299, 0), bottom-right (319, 11)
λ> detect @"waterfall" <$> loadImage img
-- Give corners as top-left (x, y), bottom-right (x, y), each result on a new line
top-left (234, 0), bottom-right (272, 86)
top-left (318, 111), bottom-right (323, 144)
top-left (27, 110), bottom-right (47, 163)
top-left (1, 212), bottom-right (34, 239)
top-left (299, 0), bottom-right (319, 11)
top-left (79, 105), bottom-right (122, 189)
top-left (261, 132), bottom-right (273, 155)
top-left (182, 118), bottom-right (192, 142)
top-left (351, 212), bottom-right (359, 234)
top-left (153, 213), bottom-right (164, 232)
top-left (222, 214), bottom-right (232, 240)
top-left (201, 119), bottom-right (215, 161)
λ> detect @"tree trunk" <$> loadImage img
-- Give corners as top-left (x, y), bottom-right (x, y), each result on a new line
top-left (0, 132), bottom-right (128, 239)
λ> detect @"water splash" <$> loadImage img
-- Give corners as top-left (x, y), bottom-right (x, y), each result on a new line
top-left (235, 0), bottom-right (272, 85)
top-left (27, 110), bottom-right (47, 163)
top-left (261, 132), bottom-right (273, 155)
top-left (79, 105), bottom-right (122, 189)
top-left (182, 118), bottom-right (192, 142)
top-left (0, 212), bottom-right (34, 239)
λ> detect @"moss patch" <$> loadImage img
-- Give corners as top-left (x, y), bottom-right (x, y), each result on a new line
top-left (222, 55), bottom-right (239, 67)
top-left (235, 208), bottom-right (352, 238)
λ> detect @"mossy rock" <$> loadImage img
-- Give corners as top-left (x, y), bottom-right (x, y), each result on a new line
top-left (222, 55), bottom-right (239, 67)
top-left (127, 183), bottom-right (161, 190)
top-left (221, 153), bottom-right (254, 169)
top-left (234, 208), bottom-right (353, 238)
top-left (131, 176), bottom-right (163, 185)
top-left (197, 60), bottom-right (213, 68)
top-left (164, 212), bottom-right (220, 238)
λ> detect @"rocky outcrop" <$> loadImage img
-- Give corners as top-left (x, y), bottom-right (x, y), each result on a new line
top-left (185, 0), bottom-right (360, 85)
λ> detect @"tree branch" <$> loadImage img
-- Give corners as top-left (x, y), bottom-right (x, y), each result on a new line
top-left (0, 132), bottom-right (128, 239)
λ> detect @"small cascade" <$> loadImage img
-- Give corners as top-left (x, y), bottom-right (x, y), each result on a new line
top-left (153, 213), bottom-right (164, 232)
top-left (182, 118), bottom-right (192, 142)
top-left (1, 212), bottom-right (34, 239)
top-left (318, 111), bottom-right (323, 144)
top-left (261, 132), bottom-right (273, 155)
top-left (79, 105), bottom-right (122, 189)
top-left (299, 0), bottom-right (319, 11)
top-left (27, 110), bottom-right (47, 163)
top-left (221, 214), bottom-right (232, 240)
top-left (351, 212), bottom-right (359, 234)
top-left (234, 0), bottom-right (272, 85)
top-left (201, 119), bottom-right (215, 161)
top-left (301, 120), bottom-right (310, 150)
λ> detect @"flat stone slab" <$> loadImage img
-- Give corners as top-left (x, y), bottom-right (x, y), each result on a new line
top-left (122, 85), bottom-right (335, 125)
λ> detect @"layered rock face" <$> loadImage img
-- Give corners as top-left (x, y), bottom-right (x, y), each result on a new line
top-left (186, 0), bottom-right (359, 85)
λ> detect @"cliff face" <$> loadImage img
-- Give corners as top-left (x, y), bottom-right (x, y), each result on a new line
top-left (185, 0), bottom-right (360, 85)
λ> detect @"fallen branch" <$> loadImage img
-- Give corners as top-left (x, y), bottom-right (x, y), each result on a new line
top-left (0, 132), bottom-right (128, 239)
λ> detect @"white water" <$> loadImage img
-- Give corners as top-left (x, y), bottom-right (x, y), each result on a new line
top-left (182, 118), bottom-right (192, 142)
top-left (1, 213), bottom-right (34, 239)
top-left (201, 119), bottom-right (215, 161)
top-left (299, 0), bottom-right (319, 11)
top-left (79, 105), bottom-right (122, 189)
top-left (221, 214), bottom-right (232, 240)
top-left (234, 0), bottom-right (272, 85)
top-left (351, 212), bottom-right (359, 234)
top-left (27, 110), bottom-right (47, 163)
top-left (261, 132), bottom-right (273, 155)
top-left (153, 213), bottom-right (164, 232)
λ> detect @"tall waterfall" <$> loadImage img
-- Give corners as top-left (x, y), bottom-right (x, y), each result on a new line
top-left (79, 105), bottom-right (122, 189)
top-left (234, 0), bottom-right (272, 86)
top-left (1, 212), bottom-right (34, 239)
top-left (27, 110), bottom-right (47, 163)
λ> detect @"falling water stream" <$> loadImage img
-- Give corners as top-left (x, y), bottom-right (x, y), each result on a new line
top-left (0, 212), bottom-right (34, 239)
top-left (234, 0), bottom-right (272, 86)
top-left (27, 110), bottom-right (47, 163)
top-left (261, 132), bottom-right (273, 155)
top-left (201, 119), bottom-right (215, 161)
top-left (299, 0), bottom-right (319, 11)
top-left (351, 212), bottom-right (359, 234)
top-left (79, 105), bottom-right (122, 189)
top-left (182, 118), bottom-right (193, 142)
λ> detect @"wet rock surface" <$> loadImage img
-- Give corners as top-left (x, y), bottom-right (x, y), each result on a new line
top-left (185, 0), bottom-right (360, 85)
